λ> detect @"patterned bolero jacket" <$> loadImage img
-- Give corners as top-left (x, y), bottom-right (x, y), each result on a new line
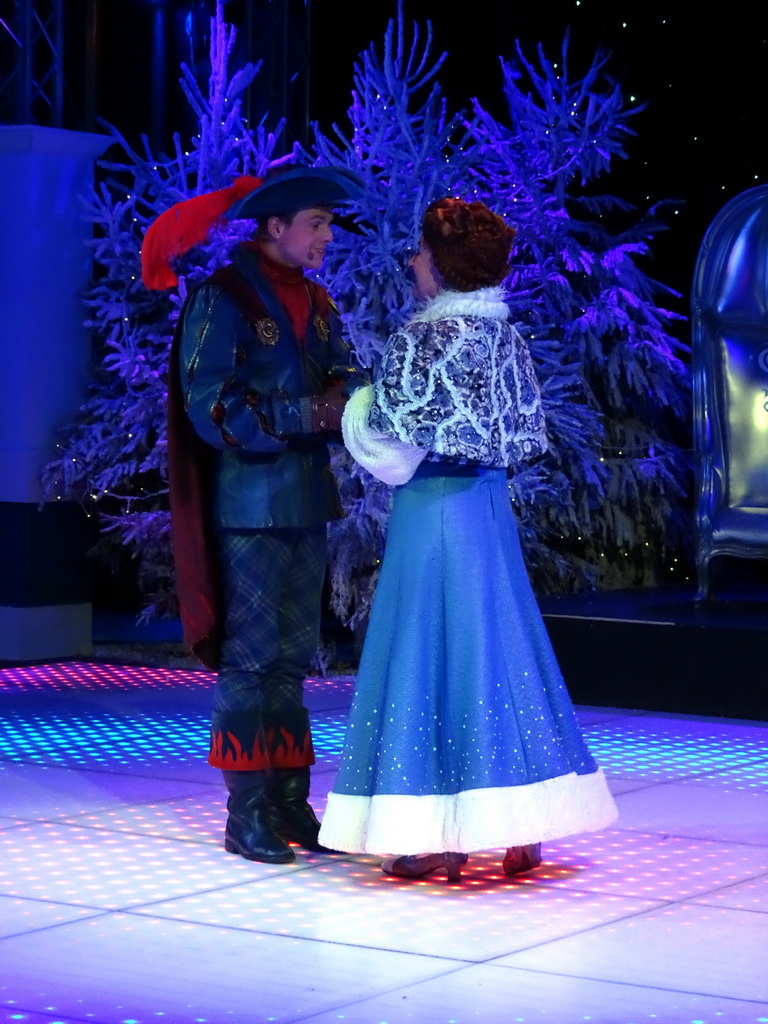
top-left (342, 286), bottom-right (549, 485)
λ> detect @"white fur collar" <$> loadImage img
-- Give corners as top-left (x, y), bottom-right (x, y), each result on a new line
top-left (412, 286), bottom-right (509, 323)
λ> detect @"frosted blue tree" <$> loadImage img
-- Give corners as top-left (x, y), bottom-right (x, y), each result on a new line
top-left (316, 20), bottom-right (690, 624)
top-left (469, 38), bottom-right (690, 590)
top-left (43, 4), bottom-right (691, 637)
top-left (312, 9), bottom-right (480, 627)
top-left (41, 3), bottom-right (289, 612)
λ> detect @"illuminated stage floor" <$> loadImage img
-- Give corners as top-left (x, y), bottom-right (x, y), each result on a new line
top-left (1, 662), bottom-right (767, 1024)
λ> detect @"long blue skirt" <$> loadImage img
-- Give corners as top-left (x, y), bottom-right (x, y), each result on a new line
top-left (319, 463), bottom-right (617, 855)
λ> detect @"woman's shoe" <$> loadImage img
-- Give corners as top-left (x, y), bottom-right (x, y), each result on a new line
top-left (381, 852), bottom-right (468, 883)
top-left (502, 842), bottom-right (542, 876)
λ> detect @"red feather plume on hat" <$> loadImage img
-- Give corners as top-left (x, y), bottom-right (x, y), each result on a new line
top-left (141, 175), bottom-right (263, 290)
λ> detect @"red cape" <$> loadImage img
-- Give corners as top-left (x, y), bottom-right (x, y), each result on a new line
top-left (167, 312), bottom-right (222, 670)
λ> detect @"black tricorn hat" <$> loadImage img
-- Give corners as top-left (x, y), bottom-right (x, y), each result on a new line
top-left (225, 165), bottom-right (365, 221)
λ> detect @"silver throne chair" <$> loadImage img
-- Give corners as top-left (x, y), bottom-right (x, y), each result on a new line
top-left (692, 184), bottom-right (768, 600)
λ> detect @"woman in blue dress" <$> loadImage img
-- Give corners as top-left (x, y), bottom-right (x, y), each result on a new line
top-left (318, 198), bottom-right (617, 882)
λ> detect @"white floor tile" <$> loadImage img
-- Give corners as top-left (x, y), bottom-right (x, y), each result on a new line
top-left (0, 821), bottom-right (303, 908)
top-left (0, 661), bottom-right (211, 695)
top-left (583, 716), bottom-right (768, 782)
top-left (0, 1010), bottom-right (105, 1024)
top-left (499, 902), bottom-right (768, 1002)
top-left (0, 762), bottom-right (217, 820)
top-left (606, 775), bottom-right (654, 795)
top-left (0, 912), bottom-right (459, 1024)
top-left (678, 759), bottom-right (768, 792)
top-left (0, 700), bottom-right (210, 775)
top-left (690, 870), bottom-right (768, 912)
top-left (299, 963), bottom-right (768, 1024)
top-left (0, 709), bottom-right (343, 780)
top-left (58, 791), bottom-right (226, 844)
top-left (304, 711), bottom-right (348, 763)
top-left (509, 828), bottom-right (768, 900)
top-left (614, 780), bottom-right (768, 844)
top-left (58, 781), bottom-right (325, 846)
top-left (95, 761), bottom-right (226, 783)
top-left (609, 711), bottom-right (768, 734)
top-left (130, 855), bottom-right (664, 960)
top-left (0, 893), bottom-right (103, 940)
top-left (2, 663), bottom-right (767, 1024)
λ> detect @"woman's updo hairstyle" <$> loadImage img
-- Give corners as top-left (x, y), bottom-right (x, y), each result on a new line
top-left (421, 197), bottom-right (516, 292)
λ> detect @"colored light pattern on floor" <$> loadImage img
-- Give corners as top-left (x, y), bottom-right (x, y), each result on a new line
top-left (582, 720), bottom-right (768, 779)
top-left (678, 762), bottom-right (768, 791)
top-left (0, 708), bottom-right (349, 768)
top-left (0, 662), bottom-right (767, 1024)
top-left (55, 796), bottom-right (225, 844)
top-left (0, 708), bottom-right (210, 767)
top-left (0, 664), bottom-right (353, 771)
top-left (0, 662), bottom-right (211, 693)
top-left (0, 662), bottom-right (354, 696)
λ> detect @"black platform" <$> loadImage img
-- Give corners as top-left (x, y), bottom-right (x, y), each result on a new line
top-left (90, 586), bottom-right (768, 723)
top-left (539, 586), bottom-right (768, 721)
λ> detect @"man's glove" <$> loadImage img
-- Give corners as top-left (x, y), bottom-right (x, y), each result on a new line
top-left (310, 380), bottom-right (347, 433)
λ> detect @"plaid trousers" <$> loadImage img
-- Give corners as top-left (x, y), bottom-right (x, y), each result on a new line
top-left (208, 526), bottom-right (327, 770)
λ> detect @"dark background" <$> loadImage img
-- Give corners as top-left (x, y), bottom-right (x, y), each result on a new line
top-left (318, 0), bottom-right (765, 305)
top-left (77, 0), bottom-right (767, 305)
top-left (5, 0), bottom-right (764, 618)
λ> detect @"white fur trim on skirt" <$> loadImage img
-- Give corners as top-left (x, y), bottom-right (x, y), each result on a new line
top-left (318, 768), bottom-right (618, 855)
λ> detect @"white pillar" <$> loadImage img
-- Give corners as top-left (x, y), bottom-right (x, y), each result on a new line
top-left (0, 125), bottom-right (110, 661)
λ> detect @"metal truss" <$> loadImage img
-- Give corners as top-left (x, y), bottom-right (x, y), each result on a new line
top-left (0, 0), bottom-right (65, 127)
top-left (239, 0), bottom-right (313, 149)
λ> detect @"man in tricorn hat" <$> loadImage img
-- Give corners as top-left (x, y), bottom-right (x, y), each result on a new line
top-left (143, 165), bottom-right (367, 863)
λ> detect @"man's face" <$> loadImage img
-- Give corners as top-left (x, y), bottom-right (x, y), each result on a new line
top-left (266, 207), bottom-right (334, 270)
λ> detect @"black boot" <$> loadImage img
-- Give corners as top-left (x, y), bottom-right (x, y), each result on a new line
top-left (222, 769), bottom-right (295, 863)
top-left (268, 767), bottom-right (336, 852)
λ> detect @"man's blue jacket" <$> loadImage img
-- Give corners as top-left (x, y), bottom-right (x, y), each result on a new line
top-left (177, 244), bottom-right (366, 529)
